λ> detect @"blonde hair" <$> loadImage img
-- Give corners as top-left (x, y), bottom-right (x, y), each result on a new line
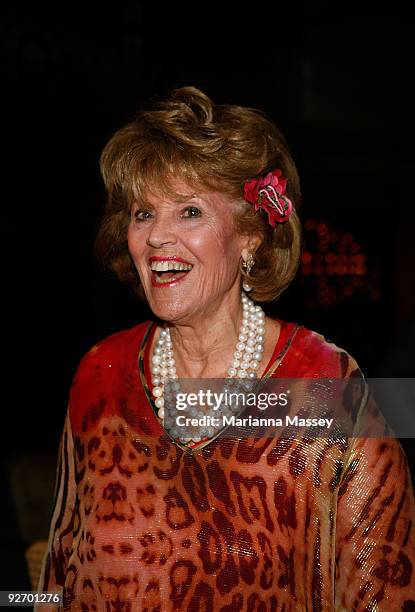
top-left (96, 86), bottom-right (302, 302)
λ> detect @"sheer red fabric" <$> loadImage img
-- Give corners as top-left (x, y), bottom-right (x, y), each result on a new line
top-left (37, 321), bottom-right (415, 611)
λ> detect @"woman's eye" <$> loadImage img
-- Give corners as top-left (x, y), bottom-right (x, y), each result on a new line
top-left (182, 206), bottom-right (201, 218)
top-left (134, 209), bottom-right (152, 221)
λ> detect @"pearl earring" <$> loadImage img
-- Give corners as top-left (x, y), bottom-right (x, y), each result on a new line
top-left (242, 253), bottom-right (255, 292)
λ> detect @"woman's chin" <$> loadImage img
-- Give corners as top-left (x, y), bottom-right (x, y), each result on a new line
top-left (147, 298), bottom-right (191, 324)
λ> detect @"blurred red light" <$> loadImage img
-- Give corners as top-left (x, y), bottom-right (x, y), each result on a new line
top-left (304, 219), bottom-right (316, 230)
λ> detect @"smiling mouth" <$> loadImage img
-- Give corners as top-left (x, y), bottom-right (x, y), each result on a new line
top-left (150, 260), bottom-right (193, 285)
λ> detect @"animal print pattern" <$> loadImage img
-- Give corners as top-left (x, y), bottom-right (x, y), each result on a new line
top-left (37, 321), bottom-right (415, 610)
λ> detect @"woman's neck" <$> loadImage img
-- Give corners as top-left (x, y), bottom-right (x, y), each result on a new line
top-left (150, 311), bottom-right (280, 380)
top-left (169, 311), bottom-right (241, 378)
top-left (152, 290), bottom-right (240, 378)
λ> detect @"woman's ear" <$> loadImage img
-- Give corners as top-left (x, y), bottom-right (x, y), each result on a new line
top-left (241, 233), bottom-right (263, 258)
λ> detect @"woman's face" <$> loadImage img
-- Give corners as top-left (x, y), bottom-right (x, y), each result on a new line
top-left (127, 182), bottom-right (253, 324)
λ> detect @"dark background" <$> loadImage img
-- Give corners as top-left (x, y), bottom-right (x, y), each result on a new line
top-left (1, 2), bottom-right (414, 589)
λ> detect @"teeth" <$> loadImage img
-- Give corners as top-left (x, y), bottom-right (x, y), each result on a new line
top-left (150, 261), bottom-right (193, 272)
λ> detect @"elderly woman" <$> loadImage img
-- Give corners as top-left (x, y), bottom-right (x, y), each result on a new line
top-left (38, 87), bottom-right (415, 610)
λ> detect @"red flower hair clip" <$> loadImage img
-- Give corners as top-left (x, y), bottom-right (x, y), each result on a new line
top-left (243, 168), bottom-right (293, 227)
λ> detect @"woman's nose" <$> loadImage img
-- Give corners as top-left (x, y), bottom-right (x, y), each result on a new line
top-left (146, 216), bottom-right (177, 248)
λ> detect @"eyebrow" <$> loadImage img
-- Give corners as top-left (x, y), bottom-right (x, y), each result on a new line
top-left (131, 192), bottom-right (210, 211)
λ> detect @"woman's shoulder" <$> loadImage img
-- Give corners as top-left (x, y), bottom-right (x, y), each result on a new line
top-left (275, 318), bottom-right (363, 379)
top-left (67, 321), bottom-right (154, 435)
top-left (74, 320), bottom-right (152, 381)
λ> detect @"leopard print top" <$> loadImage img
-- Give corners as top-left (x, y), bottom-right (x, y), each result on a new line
top-left (37, 320), bottom-right (415, 611)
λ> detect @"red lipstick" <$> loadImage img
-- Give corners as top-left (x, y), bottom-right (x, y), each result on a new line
top-left (149, 255), bottom-right (193, 288)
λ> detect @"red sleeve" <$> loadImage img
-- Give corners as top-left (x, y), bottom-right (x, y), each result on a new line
top-left (283, 329), bottom-right (415, 608)
top-left (335, 359), bottom-right (415, 609)
top-left (35, 411), bottom-right (76, 610)
top-left (335, 435), bottom-right (415, 609)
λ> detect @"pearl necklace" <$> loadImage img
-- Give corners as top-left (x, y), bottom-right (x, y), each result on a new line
top-left (150, 291), bottom-right (266, 445)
